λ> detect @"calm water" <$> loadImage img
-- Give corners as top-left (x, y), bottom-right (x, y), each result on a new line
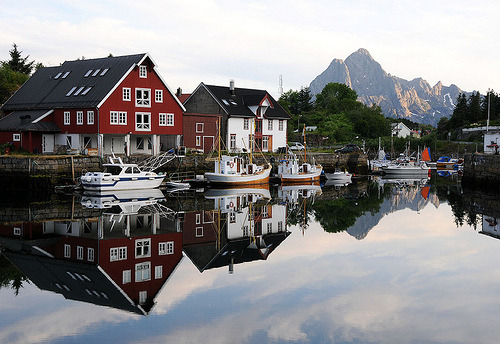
top-left (1, 175), bottom-right (499, 344)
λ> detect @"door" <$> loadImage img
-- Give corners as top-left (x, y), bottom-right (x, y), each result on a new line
top-left (42, 134), bottom-right (54, 153)
top-left (203, 136), bottom-right (214, 153)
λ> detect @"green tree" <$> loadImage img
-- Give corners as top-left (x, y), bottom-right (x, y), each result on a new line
top-left (448, 93), bottom-right (468, 129)
top-left (278, 87), bottom-right (313, 115)
top-left (2, 43), bottom-right (35, 75)
top-left (314, 82), bottom-right (359, 113)
top-left (468, 91), bottom-right (482, 124)
top-left (0, 64), bottom-right (29, 105)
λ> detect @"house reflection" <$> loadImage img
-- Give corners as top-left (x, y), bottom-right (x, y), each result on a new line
top-left (183, 187), bottom-right (290, 274)
top-left (480, 216), bottom-right (500, 239)
top-left (0, 189), bottom-right (182, 315)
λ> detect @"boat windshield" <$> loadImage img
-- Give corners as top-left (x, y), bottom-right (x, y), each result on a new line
top-left (104, 166), bottom-right (123, 175)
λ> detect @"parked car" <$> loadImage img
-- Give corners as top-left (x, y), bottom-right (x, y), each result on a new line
top-left (335, 144), bottom-right (361, 153)
top-left (288, 142), bottom-right (305, 151)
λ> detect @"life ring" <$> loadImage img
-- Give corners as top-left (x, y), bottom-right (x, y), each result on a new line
top-left (229, 202), bottom-right (234, 207)
top-left (230, 162), bottom-right (234, 168)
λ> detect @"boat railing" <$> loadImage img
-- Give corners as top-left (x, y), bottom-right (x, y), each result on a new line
top-left (167, 171), bottom-right (195, 182)
top-left (137, 150), bottom-right (178, 172)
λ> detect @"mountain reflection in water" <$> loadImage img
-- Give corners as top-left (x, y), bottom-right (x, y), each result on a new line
top-left (0, 177), bottom-right (499, 343)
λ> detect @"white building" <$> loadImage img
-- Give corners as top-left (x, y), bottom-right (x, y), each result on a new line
top-left (391, 122), bottom-right (412, 138)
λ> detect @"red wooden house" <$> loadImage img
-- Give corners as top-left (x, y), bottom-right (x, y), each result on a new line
top-left (0, 53), bottom-right (185, 156)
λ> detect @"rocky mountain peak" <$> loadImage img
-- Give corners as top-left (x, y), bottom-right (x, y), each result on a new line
top-left (309, 49), bottom-right (465, 125)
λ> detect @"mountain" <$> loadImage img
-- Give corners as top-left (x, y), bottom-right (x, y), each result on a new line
top-left (309, 48), bottom-right (464, 126)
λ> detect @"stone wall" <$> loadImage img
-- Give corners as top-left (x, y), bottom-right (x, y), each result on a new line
top-left (462, 153), bottom-right (500, 192)
top-left (0, 156), bottom-right (102, 176)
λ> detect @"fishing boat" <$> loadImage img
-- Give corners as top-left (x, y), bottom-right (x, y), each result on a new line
top-left (204, 119), bottom-right (271, 186)
top-left (382, 160), bottom-right (430, 176)
top-left (325, 170), bottom-right (352, 183)
top-left (81, 155), bottom-right (165, 191)
top-left (436, 156), bottom-right (464, 169)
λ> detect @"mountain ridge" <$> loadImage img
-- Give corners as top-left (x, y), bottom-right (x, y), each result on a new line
top-left (309, 49), bottom-right (464, 125)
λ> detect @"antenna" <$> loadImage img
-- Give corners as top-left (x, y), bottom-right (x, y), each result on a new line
top-left (278, 74), bottom-right (283, 96)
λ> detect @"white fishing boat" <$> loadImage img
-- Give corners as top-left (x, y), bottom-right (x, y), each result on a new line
top-left (81, 155), bottom-right (165, 191)
top-left (277, 151), bottom-right (322, 184)
top-left (382, 160), bottom-right (430, 176)
top-left (205, 155), bottom-right (271, 185)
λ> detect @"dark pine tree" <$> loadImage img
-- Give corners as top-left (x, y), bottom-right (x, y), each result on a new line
top-left (467, 91), bottom-right (482, 124)
top-left (2, 43), bottom-right (35, 75)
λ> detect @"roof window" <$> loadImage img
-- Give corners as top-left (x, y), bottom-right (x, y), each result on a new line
top-left (73, 86), bottom-right (85, 96)
top-left (222, 99), bottom-right (229, 106)
top-left (84, 70), bottom-right (93, 77)
top-left (100, 68), bottom-right (109, 76)
top-left (81, 86), bottom-right (92, 95)
top-left (61, 71), bottom-right (70, 79)
top-left (66, 86), bottom-right (77, 96)
top-left (54, 72), bottom-right (62, 79)
top-left (229, 99), bottom-right (237, 106)
top-left (92, 69), bottom-right (101, 77)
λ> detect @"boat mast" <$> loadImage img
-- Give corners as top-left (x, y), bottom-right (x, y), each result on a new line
top-left (303, 124), bottom-right (306, 162)
top-left (218, 116), bottom-right (221, 161)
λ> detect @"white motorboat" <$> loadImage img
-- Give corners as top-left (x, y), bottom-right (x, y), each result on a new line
top-left (81, 155), bottom-right (165, 191)
top-left (80, 188), bottom-right (165, 210)
top-left (325, 170), bottom-right (352, 183)
top-left (382, 161), bottom-right (430, 176)
top-left (277, 151), bottom-right (322, 184)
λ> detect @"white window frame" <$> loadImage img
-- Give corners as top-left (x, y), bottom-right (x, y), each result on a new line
top-left (155, 89), bottom-right (163, 103)
top-left (123, 87), bottom-right (131, 101)
top-left (135, 88), bottom-right (151, 107)
top-left (278, 221), bottom-right (283, 232)
top-left (196, 213), bottom-right (201, 224)
top-left (64, 111), bottom-right (70, 125)
top-left (87, 111), bottom-right (94, 125)
top-left (64, 244), bottom-right (71, 258)
top-left (76, 111), bottom-right (83, 125)
top-left (279, 120), bottom-right (284, 131)
top-left (166, 241), bottom-right (174, 255)
top-left (123, 270), bottom-right (131, 284)
top-left (159, 113), bottom-right (167, 126)
top-left (196, 123), bottom-right (204, 133)
top-left (244, 118), bottom-right (249, 130)
top-left (88, 248), bottom-right (95, 262)
top-left (196, 227), bottom-right (203, 237)
top-left (159, 242), bottom-right (167, 255)
top-left (139, 65), bottom-right (147, 78)
top-left (262, 136), bottom-right (269, 151)
top-left (110, 246), bottom-right (127, 262)
top-left (166, 113), bottom-right (174, 126)
top-left (230, 134), bottom-right (236, 150)
top-left (110, 111), bottom-right (119, 125)
top-left (155, 265), bottom-right (163, 279)
top-left (268, 119), bottom-right (273, 131)
top-left (77, 246), bottom-right (84, 260)
top-left (135, 238), bottom-right (151, 258)
top-left (196, 136), bottom-right (201, 146)
top-left (13, 227), bottom-right (21, 235)
top-left (135, 112), bottom-right (151, 131)
top-left (119, 111), bottom-right (127, 125)
top-left (139, 291), bottom-right (147, 304)
top-left (13, 133), bottom-right (20, 142)
top-left (267, 222), bottom-right (272, 234)
top-left (135, 262), bottom-right (151, 282)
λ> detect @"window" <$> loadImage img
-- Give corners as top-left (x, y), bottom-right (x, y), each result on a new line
top-left (268, 120), bottom-right (273, 131)
top-left (66, 87), bottom-right (77, 97)
top-left (196, 227), bottom-right (203, 237)
top-left (278, 221), bottom-right (283, 232)
top-left (196, 136), bottom-right (201, 146)
top-left (64, 244), bottom-right (71, 258)
top-left (87, 111), bottom-right (94, 125)
top-left (196, 213), bottom-right (201, 224)
top-left (244, 118), bottom-right (249, 130)
top-left (77, 246), bottom-right (84, 260)
top-left (110, 111), bottom-right (118, 125)
top-left (230, 134), bottom-right (236, 150)
top-left (229, 212), bottom-right (236, 223)
top-left (166, 113), bottom-right (174, 126)
top-left (100, 68), bottom-right (109, 76)
top-left (139, 65), bottom-right (147, 78)
top-left (123, 87), bottom-right (131, 101)
top-left (110, 111), bottom-right (126, 125)
top-left (267, 222), bottom-right (272, 234)
top-left (159, 113), bottom-right (166, 126)
top-left (123, 270), bottom-right (131, 284)
top-left (62, 71), bottom-right (70, 79)
top-left (119, 112), bottom-right (127, 125)
top-left (155, 265), bottom-right (163, 279)
top-left (84, 70), bottom-right (92, 77)
top-left (55, 72), bottom-right (63, 79)
top-left (196, 123), bottom-right (204, 133)
top-left (159, 241), bottom-right (174, 255)
top-left (92, 69), bottom-right (101, 77)
top-left (256, 120), bottom-right (262, 133)
top-left (81, 86), bottom-right (92, 95)
top-left (262, 136), bottom-right (269, 151)
top-left (77, 111), bottom-right (83, 125)
top-left (135, 262), bottom-right (151, 282)
top-left (155, 89), bottom-right (163, 103)
top-left (74, 86), bottom-right (85, 96)
top-left (243, 225), bottom-right (249, 237)
top-left (64, 111), bottom-right (70, 125)
top-left (13, 227), bottom-right (21, 235)
top-left (13, 134), bottom-right (20, 142)
top-left (136, 137), bottom-right (144, 150)
top-left (110, 247), bottom-right (127, 262)
top-left (88, 248), bottom-right (94, 262)
top-left (136, 88), bottom-right (151, 107)
top-left (135, 238), bottom-right (151, 258)
top-left (136, 112), bottom-right (151, 131)
top-left (139, 291), bottom-right (147, 304)
top-left (279, 120), bottom-right (284, 131)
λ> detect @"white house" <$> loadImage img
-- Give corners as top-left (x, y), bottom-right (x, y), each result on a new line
top-left (484, 131), bottom-right (500, 154)
top-left (391, 122), bottom-right (412, 138)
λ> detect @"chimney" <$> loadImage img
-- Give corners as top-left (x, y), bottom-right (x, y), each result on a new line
top-left (229, 79), bottom-right (235, 95)
top-left (176, 87), bottom-right (182, 98)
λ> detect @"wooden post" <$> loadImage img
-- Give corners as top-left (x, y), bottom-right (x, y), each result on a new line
top-left (71, 156), bottom-right (75, 182)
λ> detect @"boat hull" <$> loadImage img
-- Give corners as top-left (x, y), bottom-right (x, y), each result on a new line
top-left (382, 167), bottom-right (429, 176)
top-left (205, 167), bottom-right (271, 186)
top-left (81, 175), bottom-right (165, 191)
top-left (280, 167), bottom-right (322, 184)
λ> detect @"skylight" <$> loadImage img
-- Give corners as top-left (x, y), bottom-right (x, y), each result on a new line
top-left (229, 99), bottom-right (237, 105)
top-left (100, 68), bottom-right (109, 76)
top-left (92, 69), bottom-right (101, 77)
top-left (61, 71), bottom-right (70, 79)
top-left (81, 86), bottom-right (92, 95)
top-left (66, 86), bottom-right (77, 96)
top-left (84, 70), bottom-right (93, 77)
top-left (222, 99), bottom-right (229, 106)
top-left (73, 86), bottom-right (85, 96)
top-left (54, 72), bottom-right (62, 79)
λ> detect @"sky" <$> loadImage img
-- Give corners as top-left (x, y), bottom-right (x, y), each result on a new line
top-left (1, 0), bottom-right (499, 99)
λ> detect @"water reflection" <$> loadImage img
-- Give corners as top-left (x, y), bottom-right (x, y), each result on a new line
top-left (1, 178), bottom-right (500, 342)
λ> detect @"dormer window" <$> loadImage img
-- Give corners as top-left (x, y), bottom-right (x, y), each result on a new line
top-left (139, 65), bottom-right (147, 78)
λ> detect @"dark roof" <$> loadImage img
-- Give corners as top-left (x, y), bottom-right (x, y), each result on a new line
top-left (0, 109), bottom-right (60, 132)
top-left (204, 84), bottom-right (291, 119)
top-left (2, 54), bottom-right (148, 111)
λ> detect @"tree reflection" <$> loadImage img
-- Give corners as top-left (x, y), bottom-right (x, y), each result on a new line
top-left (0, 254), bottom-right (28, 296)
